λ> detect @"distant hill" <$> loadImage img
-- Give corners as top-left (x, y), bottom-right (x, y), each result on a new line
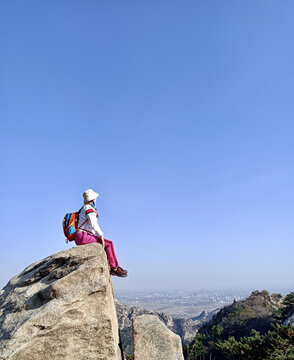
top-left (199, 290), bottom-right (283, 338)
top-left (185, 290), bottom-right (294, 360)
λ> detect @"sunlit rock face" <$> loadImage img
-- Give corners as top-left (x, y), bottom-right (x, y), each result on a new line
top-left (0, 243), bottom-right (122, 360)
top-left (132, 314), bottom-right (184, 360)
top-left (284, 313), bottom-right (294, 326)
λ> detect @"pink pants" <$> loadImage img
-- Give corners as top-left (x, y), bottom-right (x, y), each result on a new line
top-left (74, 231), bottom-right (119, 268)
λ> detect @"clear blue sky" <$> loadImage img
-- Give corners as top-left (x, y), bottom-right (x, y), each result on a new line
top-left (0, 0), bottom-right (293, 293)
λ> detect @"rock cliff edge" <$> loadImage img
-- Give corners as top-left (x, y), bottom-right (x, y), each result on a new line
top-left (0, 243), bottom-right (122, 360)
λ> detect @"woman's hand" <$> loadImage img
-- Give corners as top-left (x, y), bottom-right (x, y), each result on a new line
top-left (100, 235), bottom-right (105, 247)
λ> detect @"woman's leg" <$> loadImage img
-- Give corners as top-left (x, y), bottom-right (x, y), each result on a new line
top-left (103, 238), bottom-right (119, 268)
top-left (76, 233), bottom-right (123, 272)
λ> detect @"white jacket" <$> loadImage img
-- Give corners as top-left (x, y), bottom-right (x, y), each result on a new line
top-left (77, 204), bottom-right (104, 237)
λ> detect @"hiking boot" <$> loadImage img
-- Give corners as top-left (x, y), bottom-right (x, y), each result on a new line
top-left (110, 267), bottom-right (128, 278)
top-left (118, 267), bottom-right (128, 275)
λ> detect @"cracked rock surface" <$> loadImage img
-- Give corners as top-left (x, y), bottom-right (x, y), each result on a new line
top-left (0, 243), bottom-right (121, 360)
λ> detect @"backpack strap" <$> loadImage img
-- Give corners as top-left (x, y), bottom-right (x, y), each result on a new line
top-left (77, 218), bottom-right (88, 230)
top-left (77, 205), bottom-right (88, 230)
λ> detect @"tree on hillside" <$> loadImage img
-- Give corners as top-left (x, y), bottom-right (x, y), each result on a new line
top-left (216, 329), bottom-right (264, 360)
top-left (215, 324), bottom-right (294, 360)
top-left (263, 324), bottom-right (294, 360)
top-left (281, 293), bottom-right (294, 320)
top-left (188, 333), bottom-right (209, 359)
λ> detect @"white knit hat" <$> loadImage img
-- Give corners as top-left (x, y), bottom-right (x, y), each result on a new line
top-left (83, 189), bottom-right (99, 203)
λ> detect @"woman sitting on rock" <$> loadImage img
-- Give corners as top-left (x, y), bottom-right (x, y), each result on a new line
top-left (75, 188), bottom-right (128, 278)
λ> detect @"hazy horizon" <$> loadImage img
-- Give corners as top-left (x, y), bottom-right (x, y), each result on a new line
top-left (1, 265), bottom-right (292, 296)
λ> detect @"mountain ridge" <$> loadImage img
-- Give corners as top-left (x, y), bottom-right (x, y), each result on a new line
top-left (186, 290), bottom-right (294, 359)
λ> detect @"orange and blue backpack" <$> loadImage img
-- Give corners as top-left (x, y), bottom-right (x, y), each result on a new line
top-left (62, 207), bottom-right (88, 243)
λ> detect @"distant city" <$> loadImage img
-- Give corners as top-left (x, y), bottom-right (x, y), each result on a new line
top-left (115, 289), bottom-right (252, 318)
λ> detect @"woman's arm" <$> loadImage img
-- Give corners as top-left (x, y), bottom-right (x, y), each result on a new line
top-left (86, 208), bottom-right (104, 238)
